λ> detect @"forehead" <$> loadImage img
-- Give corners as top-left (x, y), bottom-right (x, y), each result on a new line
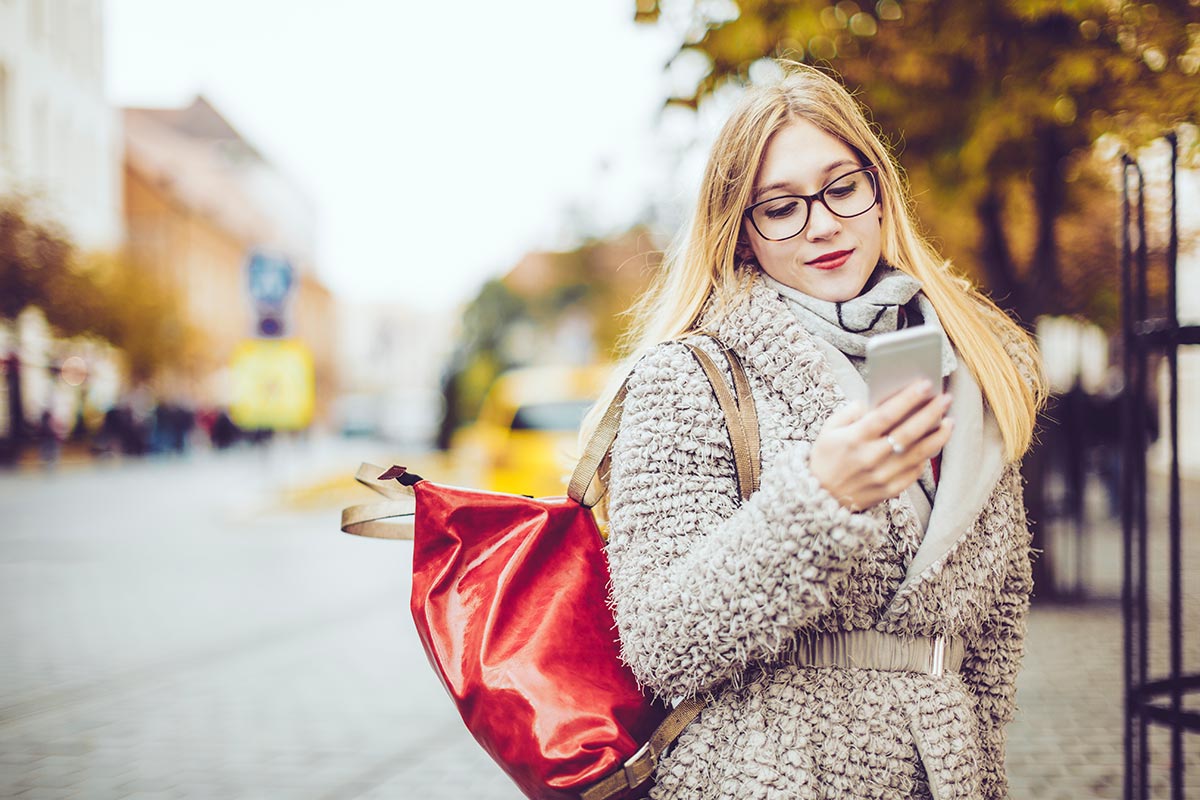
top-left (755, 118), bottom-right (860, 193)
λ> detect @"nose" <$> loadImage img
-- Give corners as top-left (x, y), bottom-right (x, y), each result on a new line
top-left (805, 199), bottom-right (841, 241)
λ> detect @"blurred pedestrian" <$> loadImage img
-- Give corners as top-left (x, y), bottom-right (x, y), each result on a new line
top-left (210, 410), bottom-right (240, 450)
top-left (37, 408), bottom-right (60, 469)
top-left (1092, 381), bottom-right (1123, 516)
top-left (580, 61), bottom-right (1048, 800)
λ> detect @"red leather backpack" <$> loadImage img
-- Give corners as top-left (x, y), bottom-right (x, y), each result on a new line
top-left (341, 337), bottom-right (758, 799)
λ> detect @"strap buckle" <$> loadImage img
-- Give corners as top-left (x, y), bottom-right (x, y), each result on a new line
top-left (929, 634), bottom-right (946, 677)
top-left (623, 739), bottom-right (657, 790)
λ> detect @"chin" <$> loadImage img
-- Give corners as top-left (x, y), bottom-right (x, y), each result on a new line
top-left (807, 273), bottom-right (872, 303)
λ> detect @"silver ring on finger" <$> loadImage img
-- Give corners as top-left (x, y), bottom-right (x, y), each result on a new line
top-left (886, 434), bottom-right (906, 455)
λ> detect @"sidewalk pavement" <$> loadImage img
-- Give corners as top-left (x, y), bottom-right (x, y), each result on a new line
top-left (1, 445), bottom-right (1196, 799)
top-left (1006, 472), bottom-right (1200, 800)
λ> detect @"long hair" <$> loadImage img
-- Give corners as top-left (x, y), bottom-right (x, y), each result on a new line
top-left (580, 61), bottom-right (1046, 480)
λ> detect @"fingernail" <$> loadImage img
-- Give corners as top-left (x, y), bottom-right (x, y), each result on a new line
top-left (942, 393), bottom-right (954, 405)
top-left (917, 379), bottom-right (933, 395)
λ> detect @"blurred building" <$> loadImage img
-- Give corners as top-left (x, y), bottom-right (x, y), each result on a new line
top-left (0, 0), bottom-right (122, 449)
top-left (122, 96), bottom-right (337, 422)
top-left (0, 0), bottom-right (120, 248)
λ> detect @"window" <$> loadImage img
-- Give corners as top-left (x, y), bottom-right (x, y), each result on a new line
top-left (0, 64), bottom-right (9, 157)
top-left (32, 98), bottom-right (49, 182)
top-left (510, 400), bottom-right (594, 432)
top-left (29, 0), bottom-right (44, 41)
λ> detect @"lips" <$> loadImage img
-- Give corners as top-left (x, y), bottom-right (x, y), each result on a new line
top-left (806, 248), bottom-right (854, 269)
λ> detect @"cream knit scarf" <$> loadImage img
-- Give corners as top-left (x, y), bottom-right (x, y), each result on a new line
top-left (761, 262), bottom-right (956, 506)
top-left (760, 263), bottom-right (957, 380)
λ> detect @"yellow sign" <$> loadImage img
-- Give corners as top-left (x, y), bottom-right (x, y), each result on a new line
top-left (230, 339), bottom-right (314, 430)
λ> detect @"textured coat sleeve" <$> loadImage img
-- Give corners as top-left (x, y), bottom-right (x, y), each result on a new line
top-left (958, 471), bottom-right (1034, 800)
top-left (604, 342), bottom-right (886, 700)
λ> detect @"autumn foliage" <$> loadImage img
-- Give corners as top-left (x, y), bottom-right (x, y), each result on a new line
top-left (0, 198), bottom-right (201, 381)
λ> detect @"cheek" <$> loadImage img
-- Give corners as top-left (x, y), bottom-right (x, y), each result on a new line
top-left (746, 236), bottom-right (764, 264)
top-left (749, 238), bottom-right (792, 273)
top-left (745, 230), bottom-right (773, 267)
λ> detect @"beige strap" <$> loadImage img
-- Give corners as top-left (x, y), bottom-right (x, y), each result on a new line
top-left (579, 337), bottom-right (760, 800)
top-left (568, 382), bottom-right (629, 507)
top-left (579, 696), bottom-right (706, 800)
top-left (569, 337), bottom-right (761, 507)
top-left (716, 338), bottom-right (761, 494)
top-left (682, 342), bottom-right (760, 501)
top-left (340, 462), bottom-right (416, 540)
top-left (353, 462), bottom-right (415, 500)
top-left (698, 334), bottom-right (760, 493)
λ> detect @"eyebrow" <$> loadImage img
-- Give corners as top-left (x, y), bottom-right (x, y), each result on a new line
top-left (752, 158), bottom-right (860, 202)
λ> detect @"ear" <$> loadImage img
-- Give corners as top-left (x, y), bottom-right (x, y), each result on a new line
top-left (735, 226), bottom-right (760, 270)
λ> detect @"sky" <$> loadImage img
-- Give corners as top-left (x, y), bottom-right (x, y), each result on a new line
top-left (104, 1), bottom-right (715, 311)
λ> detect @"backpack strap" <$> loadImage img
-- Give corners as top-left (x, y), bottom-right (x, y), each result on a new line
top-left (340, 462), bottom-right (416, 540)
top-left (568, 335), bottom-right (761, 507)
top-left (684, 335), bottom-right (760, 499)
top-left (573, 335), bottom-right (760, 800)
top-left (579, 695), bottom-right (707, 800)
top-left (567, 380), bottom-right (630, 507)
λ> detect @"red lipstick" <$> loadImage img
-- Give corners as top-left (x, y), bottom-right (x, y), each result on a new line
top-left (807, 249), bottom-right (854, 270)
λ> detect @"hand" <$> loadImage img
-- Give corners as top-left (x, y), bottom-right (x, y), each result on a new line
top-left (809, 380), bottom-right (954, 511)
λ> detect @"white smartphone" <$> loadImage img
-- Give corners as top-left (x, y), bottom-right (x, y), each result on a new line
top-left (866, 326), bottom-right (944, 408)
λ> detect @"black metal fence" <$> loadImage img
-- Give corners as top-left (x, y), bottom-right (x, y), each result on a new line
top-left (1121, 132), bottom-right (1198, 800)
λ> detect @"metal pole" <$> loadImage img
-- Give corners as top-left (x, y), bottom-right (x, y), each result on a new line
top-left (1133, 159), bottom-right (1150, 800)
top-left (1164, 131), bottom-right (1183, 800)
top-left (1119, 155), bottom-right (1138, 800)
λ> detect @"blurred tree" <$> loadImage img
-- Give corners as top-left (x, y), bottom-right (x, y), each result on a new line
top-left (75, 253), bottom-right (204, 383)
top-left (635, 0), bottom-right (1200, 326)
top-left (1, 201), bottom-right (82, 455)
top-left (0, 201), bottom-right (77, 326)
top-left (436, 229), bottom-right (660, 448)
top-left (436, 279), bottom-right (528, 448)
top-left (0, 199), bottom-right (201, 458)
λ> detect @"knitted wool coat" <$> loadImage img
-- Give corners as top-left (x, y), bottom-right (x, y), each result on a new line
top-left (605, 276), bottom-right (1036, 800)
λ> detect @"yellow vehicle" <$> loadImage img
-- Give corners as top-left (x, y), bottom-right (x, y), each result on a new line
top-left (456, 364), bottom-right (612, 498)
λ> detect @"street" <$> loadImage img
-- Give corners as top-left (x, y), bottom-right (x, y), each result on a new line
top-left (1, 439), bottom-right (1196, 799)
top-left (1, 439), bottom-right (520, 799)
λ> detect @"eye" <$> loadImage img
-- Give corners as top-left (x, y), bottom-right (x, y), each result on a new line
top-left (826, 178), bottom-right (860, 198)
top-left (762, 199), bottom-right (801, 220)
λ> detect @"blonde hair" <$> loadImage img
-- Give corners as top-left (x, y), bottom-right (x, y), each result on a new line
top-left (581, 61), bottom-right (1046, 471)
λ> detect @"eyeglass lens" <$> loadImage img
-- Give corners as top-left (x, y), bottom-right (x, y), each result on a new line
top-left (751, 170), bottom-right (877, 241)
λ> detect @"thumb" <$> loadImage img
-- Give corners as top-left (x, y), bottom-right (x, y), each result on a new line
top-left (826, 400), bottom-right (866, 429)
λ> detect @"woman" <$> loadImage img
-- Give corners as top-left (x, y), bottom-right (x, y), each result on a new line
top-left (585, 61), bottom-right (1046, 800)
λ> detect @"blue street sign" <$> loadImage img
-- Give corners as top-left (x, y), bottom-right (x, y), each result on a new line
top-left (246, 251), bottom-right (294, 308)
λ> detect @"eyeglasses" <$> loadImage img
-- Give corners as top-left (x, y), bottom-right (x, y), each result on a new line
top-left (744, 165), bottom-right (880, 242)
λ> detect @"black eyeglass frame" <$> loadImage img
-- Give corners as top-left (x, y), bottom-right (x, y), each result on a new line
top-left (743, 165), bottom-right (881, 242)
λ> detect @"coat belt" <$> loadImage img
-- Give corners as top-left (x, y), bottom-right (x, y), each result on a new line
top-left (795, 629), bottom-right (964, 676)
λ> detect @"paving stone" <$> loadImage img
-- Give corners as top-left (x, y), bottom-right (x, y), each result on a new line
top-left (2, 443), bottom-right (1197, 799)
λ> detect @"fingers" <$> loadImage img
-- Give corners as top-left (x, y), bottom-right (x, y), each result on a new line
top-left (816, 391), bottom-right (954, 512)
top-left (908, 415), bottom-right (954, 462)
top-left (858, 379), bottom-right (936, 438)
top-left (887, 391), bottom-right (953, 451)
top-left (865, 414), bottom-right (954, 497)
top-left (825, 400), bottom-right (866, 430)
